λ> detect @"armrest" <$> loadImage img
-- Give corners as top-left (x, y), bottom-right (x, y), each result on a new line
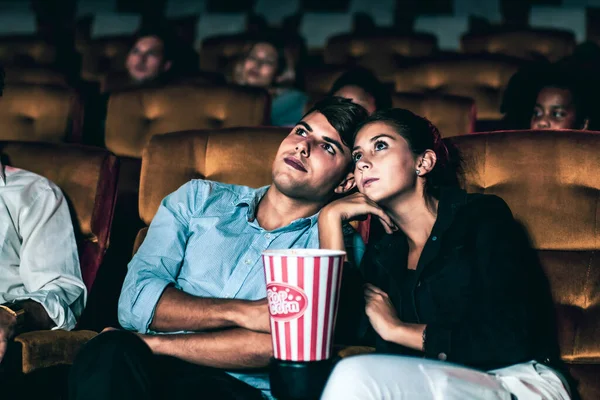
top-left (14, 330), bottom-right (97, 374)
top-left (337, 346), bottom-right (376, 359)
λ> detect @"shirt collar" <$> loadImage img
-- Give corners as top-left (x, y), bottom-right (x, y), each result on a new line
top-left (234, 185), bottom-right (319, 228)
top-left (0, 161), bottom-right (5, 185)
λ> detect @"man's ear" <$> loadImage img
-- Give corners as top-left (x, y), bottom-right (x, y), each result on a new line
top-left (334, 171), bottom-right (356, 194)
top-left (417, 149), bottom-right (437, 176)
top-left (163, 60), bottom-right (173, 72)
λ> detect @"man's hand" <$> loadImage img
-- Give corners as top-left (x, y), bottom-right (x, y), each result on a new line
top-left (0, 308), bottom-right (17, 364)
top-left (236, 298), bottom-right (271, 333)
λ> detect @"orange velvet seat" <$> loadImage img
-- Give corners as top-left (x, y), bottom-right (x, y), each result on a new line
top-left (134, 127), bottom-right (289, 251)
top-left (394, 56), bottom-right (521, 120)
top-left (104, 84), bottom-right (269, 159)
top-left (0, 36), bottom-right (58, 67)
top-left (391, 92), bottom-right (475, 137)
top-left (0, 83), bottom-right (83, 143)
top-left (449, 130), bottom-right (600, 400)
top-left (461, 28), bottom-right (576, 62)
top-left (78, 35), bottom-right (132, 82)
top-left (2, 66), bottom-right (69, 87)
top-left (324, 33), bottom-right (438, 82)
top-left (305, 91), bottom-right (476, 138)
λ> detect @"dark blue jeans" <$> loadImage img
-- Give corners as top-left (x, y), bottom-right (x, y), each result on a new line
top-left (68, 330), bottom-right (265, 400)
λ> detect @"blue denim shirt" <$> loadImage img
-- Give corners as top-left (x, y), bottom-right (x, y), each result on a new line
top-left (119, 180), bottom-right (355, 396)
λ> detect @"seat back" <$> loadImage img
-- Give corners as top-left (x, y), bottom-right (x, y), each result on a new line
top-left (139, 127), bottom-right (288, 226)
top-left (461, 29), bottom-right (576, 62)
top-left (449, 131), bottom-right (600, 392)
top-left (394, 57), bottom-right (521, 119)
top-left (324, 33), bottom-right (438, 82)
top-left (79, 35), bottom-right (132, 81)
top-left (392, 93), bottom-right (475, 137)
top-left (104, 84), bottom-right (269, 158)
top-left (0, 83), bottom-right (82, 143)
top-left (0, 142), bottom-right (119, 292)
top-left (0, 36), bottom-right (58, 66)
top-left (2, 66), bottom-right (69, 87)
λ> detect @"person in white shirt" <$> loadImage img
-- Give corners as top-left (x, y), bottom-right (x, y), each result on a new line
top-left (0, 67), bottom-right (86, 367)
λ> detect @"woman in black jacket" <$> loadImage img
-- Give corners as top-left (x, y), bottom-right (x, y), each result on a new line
top-left (318, 109), bottom-right (572, 399)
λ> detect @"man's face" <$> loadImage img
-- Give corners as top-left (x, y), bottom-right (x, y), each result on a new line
top-left (125, 36), bottom-right (171, 83)
top-left (271, 112), bottom-right (353, 202)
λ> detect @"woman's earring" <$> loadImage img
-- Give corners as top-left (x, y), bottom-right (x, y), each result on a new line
top-left (415, 169), bottom-right (421, 175)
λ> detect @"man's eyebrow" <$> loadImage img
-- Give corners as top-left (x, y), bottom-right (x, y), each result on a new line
top-left (352, 134), bottom-right (396, 151)
top-left (298, 121), bottom-right (313, 132)
top-left (323, 136), bottom-right (345, 154)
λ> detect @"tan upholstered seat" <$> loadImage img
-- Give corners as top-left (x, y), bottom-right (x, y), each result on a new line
top-left (461, 29), bottom-right (576, 62)
top-left (2, 66), bottom-right (69, 87)
top-left (392, 93), bottom-right (475, 137)
top-left (449, 130), bottom-right (600, 400)
top-left (304, 91), bottom-right (475, 138)
top-left (79, 35), bottom-right (132, 81)
top-left (134, 127), bottom-right (288, 250)
top-left (1, 141), bottom-right (118, 374)
top-left (0, 36), bottom-right (58, 66)
top-left (104, 84), bottom-right (269, 159)
top-left (394, 57), bottom-right (520, 120)
top-left (324, 33), bottom-right (438, 82)
top-left (0, 84), bottom-right (82, 143)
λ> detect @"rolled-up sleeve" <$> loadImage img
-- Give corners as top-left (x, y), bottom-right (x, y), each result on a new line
top-left (9, 185), bottom-right (85, 331)
top-left (118, 182), bottom-right (197, 333)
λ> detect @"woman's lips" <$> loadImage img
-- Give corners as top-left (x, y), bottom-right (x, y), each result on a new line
top-left (362, 177), bottom-right (379, 187)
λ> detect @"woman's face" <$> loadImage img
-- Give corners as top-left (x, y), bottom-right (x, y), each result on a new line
top-left (352, 122), bottom-right (418, 204)
top-left (240, 43), bottom-right (279, 88)
top-left (530, 87), bottom-right (579, 130)
top-left (334, 85), bottom-right (377, 115)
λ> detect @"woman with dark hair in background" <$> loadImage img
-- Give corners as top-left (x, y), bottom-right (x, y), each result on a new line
top-left (233, 35), bottom-right (307, 127)
top-left (328, 67), bottom-right (392, 115)
top-left (318, 109), bottom-right (571, 399)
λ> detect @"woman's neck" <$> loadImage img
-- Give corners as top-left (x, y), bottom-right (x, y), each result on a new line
top-left (385, 191), bottom-right (439, 248)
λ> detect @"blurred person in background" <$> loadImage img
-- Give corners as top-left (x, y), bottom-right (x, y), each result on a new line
top-left (328, 67), bottom-right (392, 115)
top-left (530, 68), bottom-right (592, 131)
top-left (125, 26), bottom-right (175, 86)
top-left (233, 35), bottom-right (308, 127)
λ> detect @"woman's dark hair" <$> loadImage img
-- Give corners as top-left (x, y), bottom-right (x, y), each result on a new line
top-left (303, 96), bottom-right (369, 150)
top-left (328, 67), bottom-right (392, 111)
top-left (355, 108), bottom-right (463, 199)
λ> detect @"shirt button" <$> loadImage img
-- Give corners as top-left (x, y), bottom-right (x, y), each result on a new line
top-left (417, 281), bottom-right (421, 287)
top-left (431, 236), bottom-right (438, 241)
top-left (244, 259), bottom-right (251, 265)
top-left (438, 352), bottom-right (447, 361)
top-left (265, 233), bottom-right (271, 239)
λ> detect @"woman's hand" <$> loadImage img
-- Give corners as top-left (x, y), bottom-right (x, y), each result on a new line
top-left (364, 284), bottom-right (403, 342)
top-left (320, 193), bottom-right (397, 234)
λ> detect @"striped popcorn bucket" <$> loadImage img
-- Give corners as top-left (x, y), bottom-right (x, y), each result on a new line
top-left (262, 249), bottom-right (346, 362)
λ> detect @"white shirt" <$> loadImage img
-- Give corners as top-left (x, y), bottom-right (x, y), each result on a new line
top-left (0, 162), bottom-right (86, 330)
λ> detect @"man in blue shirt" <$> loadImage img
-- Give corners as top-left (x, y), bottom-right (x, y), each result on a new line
top-left (69, 97), bottom-right (368, 400)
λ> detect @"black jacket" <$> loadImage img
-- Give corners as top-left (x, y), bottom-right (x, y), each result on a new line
top-left (337, 187), bottom-right (563, 372)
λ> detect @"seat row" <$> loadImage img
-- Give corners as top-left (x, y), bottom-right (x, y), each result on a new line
top-left (3, 127), bottom-right (599, 399)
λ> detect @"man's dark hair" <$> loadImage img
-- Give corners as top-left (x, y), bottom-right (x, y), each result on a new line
top-left (328, 67), bottom-right (392, 111)
top-left (302, 96), bottom-right (369, 150)
top-left (0, 65), bottom-right (4, 97)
